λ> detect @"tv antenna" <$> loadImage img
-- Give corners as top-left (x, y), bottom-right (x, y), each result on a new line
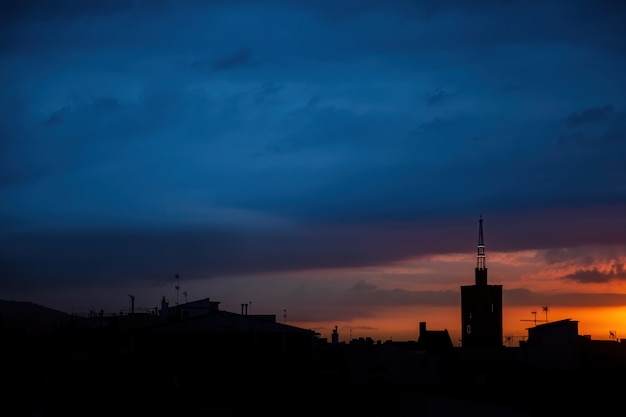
top-left (542, 306), bottom-right (549, 323)
top-left (521, 310), bottom-right (547, 326)
top-left (609, 330), bottom-right (617, 341)
top-left (183, 290), bottom-right (188, 304)
top-left (283, 308), bottom-right (287, 324)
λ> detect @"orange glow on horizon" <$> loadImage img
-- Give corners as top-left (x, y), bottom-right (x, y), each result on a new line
top-left (291, 305), bottom-right (626, 346)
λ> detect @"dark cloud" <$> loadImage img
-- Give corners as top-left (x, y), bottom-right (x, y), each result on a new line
top-left (268, 103), bottom-right (404, 152)
top-left (2, 208), bottom-right (624, 294)
top-left (416, 118), bottom-right (453, 134)
top-left (212, 47), bottom-right (253, 71)
top-left (563, 263), bottom-right (626, 284)
top-left (351, 280), bottom-right (378, 291)
top-left (0, 88), bottom-right (199, 186)
top-left (424, 88), bottom-right (455, 106)
top-left (1, 0), bottom-right (625, 308)
top-left (254, 82), bottom-right (283, 104)
top-left (503, 288), bottom-right (626, 307)
top-left (0, 0), bottom-right (134, 24)
top-left (0, 225), bottom-right (424, 291)
top-left (566, 104), bottom-right (614, 127)
top-left (42, 106), bottom-right (71, 126)
top-left (341, 287), bottom-right (459, 307)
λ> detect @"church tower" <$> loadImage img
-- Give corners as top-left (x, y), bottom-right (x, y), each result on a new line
top-left (461, 216), bottom-right (503, 348)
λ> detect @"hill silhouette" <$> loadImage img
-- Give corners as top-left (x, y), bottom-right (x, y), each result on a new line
top-left (0, 299), bottom-right (76, 334)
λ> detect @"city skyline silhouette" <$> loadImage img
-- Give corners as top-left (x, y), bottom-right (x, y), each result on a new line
top-left (1, 1), bottom-right (625, 414)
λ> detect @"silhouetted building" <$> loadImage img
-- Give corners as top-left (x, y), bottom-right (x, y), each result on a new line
top-left (331, 325), bottom-right (340, 345)
top-left (460, 216), bottom-right (503, 349)
top-left (416, 321), bottom-right (454, 354)
top-left (521, 318), bottom-right (579, 370)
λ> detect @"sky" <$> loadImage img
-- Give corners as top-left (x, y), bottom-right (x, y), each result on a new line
top-left (1, 0), bottom-right (625, 344)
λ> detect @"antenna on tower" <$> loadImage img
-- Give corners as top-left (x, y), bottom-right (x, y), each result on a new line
top-left (477, 215), bottom-right (486, 269)
top-left (475, 215), bottom-right (488, 285)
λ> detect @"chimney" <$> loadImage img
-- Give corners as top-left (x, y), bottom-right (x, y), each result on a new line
top-left (420, 322), bottom-right (427, 337)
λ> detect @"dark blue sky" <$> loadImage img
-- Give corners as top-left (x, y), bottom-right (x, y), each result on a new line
top-left (1, 1), bottom-right (625, 324)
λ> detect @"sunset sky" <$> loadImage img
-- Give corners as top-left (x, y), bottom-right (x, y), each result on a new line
top-left (1, 0), bottom-right (625, 344)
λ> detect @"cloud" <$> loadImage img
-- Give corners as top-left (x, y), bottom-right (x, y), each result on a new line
top-left (351, 280), bottom-right (378, 291)
top-left (533, 245), bottom-right (626, 285)
top-left (424, 88), bottom-right (456, 106)
top-left (205, 47), bottom-right (254, 72)
top-left (42, 106), bottom-right (71, 126)
top-left (0, 0), bottom-right (134, 23)
top-left (1, 0), bottom-right (626, 308)
top-left (254, 82), bottom-right (283, 104)
top-left (416, 117), bottom-right (453, 134)
top-left (563, 262), bottom-right (626, 283)
top-left (216, 47), bottom-right (252, 70)
top-left (341, 287), bottom-right (459, 307)
top-left (503, 287), bottom-right (626, 307)
top-left (566, 104), bottom-right (614, 127)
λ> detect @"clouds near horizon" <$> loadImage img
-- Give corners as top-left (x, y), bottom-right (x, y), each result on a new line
top-left (1, 0), bottom-right (625, 303)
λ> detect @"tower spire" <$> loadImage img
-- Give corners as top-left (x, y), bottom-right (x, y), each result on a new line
top-left (475, 215), bottom-right (488, 285)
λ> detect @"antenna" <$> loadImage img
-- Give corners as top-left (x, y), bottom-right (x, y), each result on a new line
top-left (521, 310), bottom-right (547, 326)
top-left (183, 290), bottom-right (188, 304)
top-left (477, 215), bottom-right (486, 270)
top-left (475, 215), bottom-right (488, 285)
top-left (542, 306), bottom-right (549, 323)
top-left (283, 308), bottom-right (287, 324)
top-left (175, 274), bottom-right (180, 306)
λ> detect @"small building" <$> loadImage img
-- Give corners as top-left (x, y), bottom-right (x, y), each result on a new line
top-left (416, 321), bottom-right (454, 354)
top-left (521, 318), bottom-right (579, 370)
